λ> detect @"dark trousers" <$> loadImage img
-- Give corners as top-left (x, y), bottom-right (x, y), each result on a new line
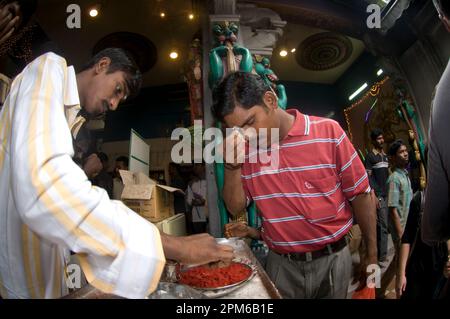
top-left (376, 197), bottom-right (389, 261)
top-left (266, 246), bottom-right (352, 299)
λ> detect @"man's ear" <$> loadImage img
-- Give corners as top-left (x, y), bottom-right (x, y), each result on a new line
top-left (95, 57), bottom-right (111, 74)
top-left (263, 91), bottom-right (278, 110)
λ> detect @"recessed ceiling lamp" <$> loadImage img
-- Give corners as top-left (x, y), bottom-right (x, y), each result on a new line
top-left (170, 51), bottom-right (179, 60)
top-left (89, 8), bottom-right (99, 17)
top-left (160, 12), bottom-right (166, 18)
top-left (279, 50), bottom-right (288, 57)
top-left (188, 13), bottom-right (194, 20)
top-left (291, 48), bottom-right (296, 53)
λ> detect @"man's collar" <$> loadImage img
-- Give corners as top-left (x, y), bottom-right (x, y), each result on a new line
top-left (372, 148), bottom-right (386, 156)
top-left (394, 167), bottom-right (408, 175)
top-left (64, 66), bottom-right (85, 139)
top-left (286, 109), bottom-right (310, 137)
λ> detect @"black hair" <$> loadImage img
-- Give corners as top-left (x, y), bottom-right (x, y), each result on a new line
top-left (81, 48), bottom-right (142, 99)
top-left (212, 72), bottom-right (270, 122)
top-left (116, 156), bottom-right (129, 167)
top-left (388, 139), bottom-right (405, 157)
top-left (435, 0), bottom-right (450, 18)
top-left (370, 128), bottom-right (384, 141)
top-left (1, 0), bottom-right (37, 28)
top-left (97, 152), bottom-right (109, 163)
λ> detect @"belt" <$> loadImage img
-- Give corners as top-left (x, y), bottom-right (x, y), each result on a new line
top-left (273, 235), bottom-right (349, 262)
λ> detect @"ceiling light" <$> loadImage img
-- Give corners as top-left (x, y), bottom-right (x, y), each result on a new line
top-left (377, 69), bottom-right (384, 76)
top-left (160, 12), bottom-right (166, 18)
top-left (170, 51), bottom-right (179, 60)
top-left (291, 48), bottom-right (296, 53)
top-left (349, 83), bottom-right (368, 101)
top-left (89, 8), bottom-right (99, 17)
top-left (188, 13), bottom-right (194, 20)
top-left (279, 50), bottom-right (288, 57)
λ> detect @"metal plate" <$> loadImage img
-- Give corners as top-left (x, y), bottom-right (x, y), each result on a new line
top-left (215, 237), bottom-right (241, 247)
top-left (177, 258), bottom-right (256, 293)
top-left (146, 282), bottom-right (208, 299)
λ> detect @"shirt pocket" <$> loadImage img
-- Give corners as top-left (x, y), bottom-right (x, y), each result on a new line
top-left (296, 174), bottom-right (342, 222)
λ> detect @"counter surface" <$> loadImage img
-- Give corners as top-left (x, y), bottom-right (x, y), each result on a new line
top-left (64, 239), bottom-right (281, 299)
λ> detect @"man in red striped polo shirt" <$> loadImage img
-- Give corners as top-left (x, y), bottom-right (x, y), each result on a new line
top-left (212, 72), bottom-right (377, 299)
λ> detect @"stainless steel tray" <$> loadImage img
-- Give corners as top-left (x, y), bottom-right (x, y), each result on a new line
top-left (147, 282), bottom-right (208, 299)
top-left (177, 258), bottom-right (256, 297)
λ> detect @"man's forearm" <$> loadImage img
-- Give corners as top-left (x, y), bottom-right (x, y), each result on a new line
top-left (390, 208), bottom-right (403, 239)
top-left (398, 244), bottom-right (410, 276)
top-left (248, 227), bottom-right (261, 240)
top-left (160, 233), bottom-right (186, 261)
top-left (351, 193), bottom-right (377, 260)
top-left (223, 167), bottom-right (246, 215)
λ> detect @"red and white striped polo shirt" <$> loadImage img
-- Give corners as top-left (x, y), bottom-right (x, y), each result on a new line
top-left (241, 109), bottom-right (370, 253)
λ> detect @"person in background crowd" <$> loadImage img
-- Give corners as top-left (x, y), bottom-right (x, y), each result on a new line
top-left (92, 152), bottom-right (114, 198)
top-left (396, 147), bottom-right (435, 299)
top-left (365, 128), bottom-right (390, 264)
top-left (112, 155), bottom-right (128, 200)
top-left (387, 139), bottom-right (412, 245)
top-left (396, 188), bottom-right (450, 299)
top-left (82, 153), bottom-right (103, 180)
top-left (186, 163), bottom-right (208, 234)
top-left (169, 162), bottom-right (187, 215)
top-left (379, 139), bottom-right (412, 297)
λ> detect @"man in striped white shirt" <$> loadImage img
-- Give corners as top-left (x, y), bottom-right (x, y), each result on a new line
top-left (213, 72), bottom-right (377, 298)
top-left (0, 49), bottom-right (233, 299)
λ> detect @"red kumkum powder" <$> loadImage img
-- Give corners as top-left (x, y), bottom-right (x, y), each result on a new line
top-left (178, 262), bottom-right (252, 288)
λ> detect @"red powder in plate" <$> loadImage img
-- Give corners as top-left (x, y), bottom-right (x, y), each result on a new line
top-left (178, 262), bottom-right (252, 288)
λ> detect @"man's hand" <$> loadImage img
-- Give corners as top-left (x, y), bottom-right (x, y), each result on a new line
top-left (0, 3), bottom-right (21, 46)
top-left (370, 190), bottom-right (380, 210)
top-left (395, 227), bottom-right (404, 241)
top-left (220, 129), bottom-right (248, 215)
top-left (217, 128), bottom-right (246, 169)
top-left (396, 274), bottom-right (407, 299)
top-left (224, 222), bottom-right (250, 238)
top-left (374, 196), bottom-right (381, 210)
top-left (83, 154), bottom-right (103, 179)
top-left (178, 233), bottom-right (234, 266)
top-left (354, 253), bottom-right (378, 290)
top-left (192, 193), bottom-right (206, 206)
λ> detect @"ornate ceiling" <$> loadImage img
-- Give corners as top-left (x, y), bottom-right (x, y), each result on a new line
top-left (296, 32), bottom-right (354, 71)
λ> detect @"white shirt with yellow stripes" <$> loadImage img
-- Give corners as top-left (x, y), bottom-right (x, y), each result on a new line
top-left (0, 52), bottom-right (165, 299)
